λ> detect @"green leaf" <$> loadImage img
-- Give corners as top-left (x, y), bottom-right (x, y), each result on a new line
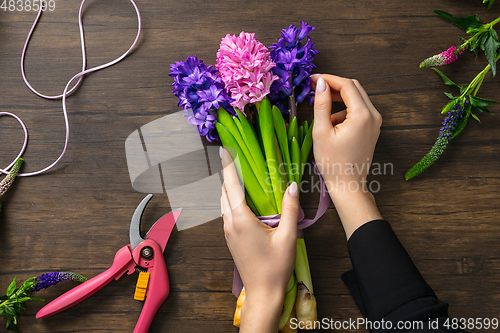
top-left (485, 0), bottom-right (496, 10)
top-left (443, 92), bottom-right (455, 99)
top-left (433, 10), bottom-right (483, 32)
top-left (6, 278), bottom-right (16, 297)
top-left (216, 123), bottom-right (276, 216)
top-left (459, 85), bottom-right (468, 95)
top-left (432, 68), bottom-right (460, 90)
top-left (482, 33), bottom-right (500, 76)
top-left (15, 297), bottom-right (30, 303)
top-left (441, 98), bottom-right (459, 114)
top-left (452, 112), bottom-right (470, 139)
top-left (6, 322), bottom-right (21, 333)
top-left (259, 98), bottom-right (285, 212)
top-left (471, 113), bottom-right (481, 122)
top-left (4, 306), bottom-right (15, 316)
top-left (272, 106), bottom-right (292, 184)
top-left (28, 297), bottom-right (44, 302)
top-left (470, 95), bottom-right (498, 113)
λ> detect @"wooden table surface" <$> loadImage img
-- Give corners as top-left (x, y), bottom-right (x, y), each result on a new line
top-left (1, 0), bottom-right (499, 332)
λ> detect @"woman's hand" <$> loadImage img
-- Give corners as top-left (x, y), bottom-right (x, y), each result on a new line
top-left (220, 147), bottom-right (299, 332)
top-left (311, 74), bottom-right (383, 238)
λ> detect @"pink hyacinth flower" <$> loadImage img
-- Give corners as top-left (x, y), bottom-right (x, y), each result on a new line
top-left (216, 32), bottom-right (279, 111)
top-left (419, 46), bottom-right (463, 68)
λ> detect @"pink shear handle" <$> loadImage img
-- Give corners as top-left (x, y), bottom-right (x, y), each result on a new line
top-left (133, 239), bottom-right (170, 333)
top-left (36, 246), bottom-right (135, 319)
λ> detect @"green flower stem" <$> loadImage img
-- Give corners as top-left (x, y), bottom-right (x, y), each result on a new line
top-left (460, 32), bottom-right (482, 50)
top-left (459, 17), bottom-right (500, 50)
top-left (295, 239), bottom-right (313, 293)
top-left (259, 98), bottom-right (285, 213)
top-left (288, 75), bottom-right (297, 122)
top-left (279, 272), bottom-right (297, 330)
top-left (272, 106), bottom-right (292, 184)
top-left (462, 53), bottom-right (500, 98)
top-left (486, 16), bottom-right (500, 28)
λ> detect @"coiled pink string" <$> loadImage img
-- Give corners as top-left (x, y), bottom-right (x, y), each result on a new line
top-left (0, 0), bottom-right (142, 177)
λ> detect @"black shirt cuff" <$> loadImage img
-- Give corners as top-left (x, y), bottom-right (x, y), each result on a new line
top-left (341, 219), bottom-right (437, 321)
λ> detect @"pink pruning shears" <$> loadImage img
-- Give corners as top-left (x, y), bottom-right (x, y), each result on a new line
top-left (36, 194), bottom-right (182, 333)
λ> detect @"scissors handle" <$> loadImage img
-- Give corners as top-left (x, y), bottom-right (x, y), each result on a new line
top-left (133, 240), bottom-right (170, 333)
top-left (36, 245), bottom-right (135, 319)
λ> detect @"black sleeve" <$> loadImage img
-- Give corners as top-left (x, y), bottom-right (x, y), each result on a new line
top-left (341, 219), bottom-right (467, 333)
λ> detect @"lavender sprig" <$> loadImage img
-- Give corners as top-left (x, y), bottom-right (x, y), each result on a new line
top-left (0, 272), bottom-right (87, 332)
top-left (0, 158), bottom-right (23, 212)
top-left (405, 102), bottom-right (467, 180)
top-left (406, 61), bottom-right (499, 180)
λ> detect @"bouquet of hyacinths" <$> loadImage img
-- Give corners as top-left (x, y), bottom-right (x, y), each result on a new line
top-left (169, 22), bottom-right (318, 332)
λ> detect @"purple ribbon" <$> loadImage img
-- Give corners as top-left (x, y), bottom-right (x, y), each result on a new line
top-left (232, 165), bottom-right (331, 297)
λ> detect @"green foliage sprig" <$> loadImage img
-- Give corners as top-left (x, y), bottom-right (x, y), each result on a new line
top-left (1, 272), bottom-right (87, 332)
top-left (434, 10), bottom-right (500, 75)
top-left (0, 277), bottom-right (43, 332)
top-left (406, 10), bottom-right (500, 180)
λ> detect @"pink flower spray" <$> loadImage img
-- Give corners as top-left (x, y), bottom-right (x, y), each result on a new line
top-left (420, 46), bottom-right (463, 68)
top-left (216, 32), bottom-right (279, 111)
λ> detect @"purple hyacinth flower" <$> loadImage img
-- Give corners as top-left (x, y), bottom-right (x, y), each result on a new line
top-left (170, 55), bottom-right (234, 141)
top-left (297, 21), bottom-right (315, 42)
top-left (269, 22), bottom-right (318, 114)
top-left (197, 85), bottom-right (226, 112)
top-left (281, 25), bottom-right (299, 47)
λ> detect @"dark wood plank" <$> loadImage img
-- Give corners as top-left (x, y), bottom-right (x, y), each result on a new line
top-left (1, 0), bottom-right (499, 332)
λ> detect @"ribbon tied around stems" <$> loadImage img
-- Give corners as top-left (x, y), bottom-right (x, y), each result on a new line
top-left (232, 163), bottom-right (331, 297)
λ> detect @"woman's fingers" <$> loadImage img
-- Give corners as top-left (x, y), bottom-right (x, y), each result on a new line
top-left (313, 77), bottom-right (334, 134)
top-left (220, 147), bottom-right (246, 212)
top-left (352, 80), bottom-right (378, 115)
top-left (331, 110), bottom-right (347, 126)
top-left (276, 182), bottom-right (299, 241)
top-left (311, 77), bottom-right (342, 102)
top-left (312, 74), bottom-right (372, 117)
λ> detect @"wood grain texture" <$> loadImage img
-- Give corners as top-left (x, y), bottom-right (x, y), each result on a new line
top-left (0, 0), bottom-right (499, 332)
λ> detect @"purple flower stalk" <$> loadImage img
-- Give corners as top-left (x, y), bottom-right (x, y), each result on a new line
top-left (0, 158), bottom-right (23, 196)
top-left (169, 55), bottom-right (234, 142)
top-left (405, 99), bottom-right (468, 180)
top-left (419, 46), bottom-right (463, 68)
top-left (269, 21), bottom-right (319, 114)
top-left (32, 271), bottom-right (88, 292)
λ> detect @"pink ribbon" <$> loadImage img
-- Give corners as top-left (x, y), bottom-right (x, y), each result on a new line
top-left (232, 164), bottom-right (331, 297)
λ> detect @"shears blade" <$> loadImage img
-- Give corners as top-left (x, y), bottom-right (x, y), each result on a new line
top-left (146, 209), bottom-right (181, 252)
top-left (130, 194), bottom-right (182, 251)
top-left (130, 194), bottom-right (153, 250)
